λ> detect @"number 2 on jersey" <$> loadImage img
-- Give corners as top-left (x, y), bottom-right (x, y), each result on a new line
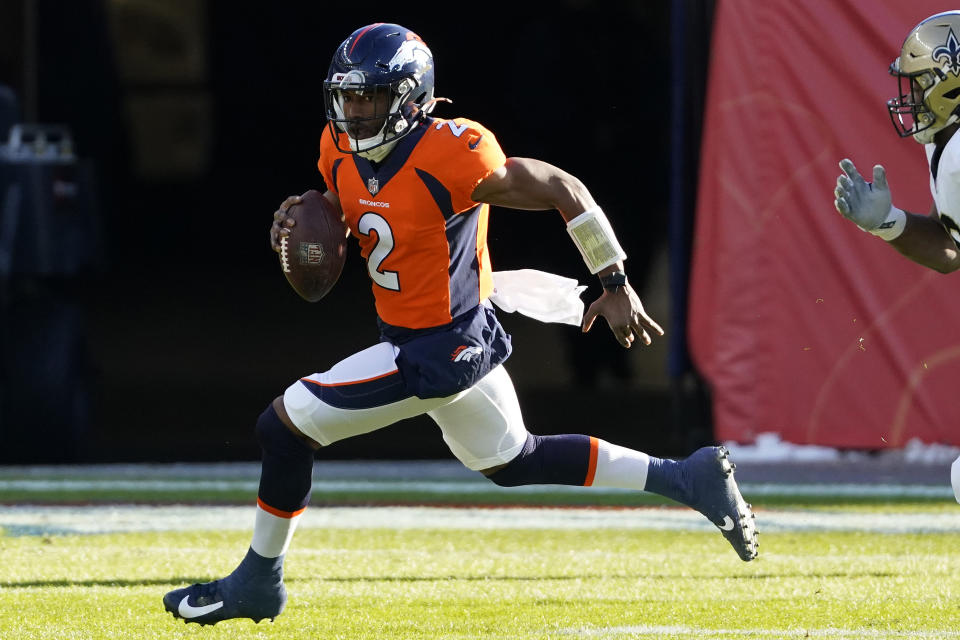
top-left (357, 212), bottom-right (400, 291)
top-left (436, 120), bottom-right (468, 137)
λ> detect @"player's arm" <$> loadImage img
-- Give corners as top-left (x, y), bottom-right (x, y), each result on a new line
top-left (833, 159), bottom-right (960, 273)
top-left (472, 157), bottom-right (664, 348)
top-left (269, 189), bottom-right (342, 253)
top-left (887, 203), bottom-right (960, 273)
top-left (471, 157), bottom-right (595, 217)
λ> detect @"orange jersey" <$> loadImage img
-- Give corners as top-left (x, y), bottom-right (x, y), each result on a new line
top-left (318, 117), bottom-right (506, 329)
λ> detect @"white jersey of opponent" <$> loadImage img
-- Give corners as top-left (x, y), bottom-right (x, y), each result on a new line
top-left (928, 135), bottom-right (960, 505)
top-left (925, 135), bottom-right (960, 246)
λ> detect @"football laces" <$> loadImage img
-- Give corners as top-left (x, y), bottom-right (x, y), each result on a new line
top-left (279, 236), bottom-right (291, 273)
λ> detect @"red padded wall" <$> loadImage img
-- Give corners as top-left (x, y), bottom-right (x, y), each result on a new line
top-left (690, 0), bottom-right (960, 447)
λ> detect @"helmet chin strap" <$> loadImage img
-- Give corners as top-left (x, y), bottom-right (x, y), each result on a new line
top-left (913, 113), bottom-right (959, 144)
top-left (348, 120), bottom-right (398, 162)
top-left (356, 137), bottom-right (398, 163)
top-left (914, 128), bottom-right (939, 144)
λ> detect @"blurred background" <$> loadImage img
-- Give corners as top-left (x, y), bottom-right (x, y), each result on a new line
top-left (1, 0), bottom-right (957, 465)
top-left (0, 0), bottom-right (710, 463)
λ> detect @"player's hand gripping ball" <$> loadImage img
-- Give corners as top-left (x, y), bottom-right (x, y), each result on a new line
top-left (278, 190), bottom-right (347, 302)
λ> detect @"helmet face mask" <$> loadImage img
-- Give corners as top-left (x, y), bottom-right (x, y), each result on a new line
top-left (325, 75), bottom-right (414, 150)
top-left (888, 68), bottom-right (940, 139)
top-left (323, 24), bottom-right (436, 156)
top-left (887, 11), bottom-right (960, 144)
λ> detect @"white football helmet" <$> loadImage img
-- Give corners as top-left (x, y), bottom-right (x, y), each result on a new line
top-left (888, 11), bottom-right (960, 144)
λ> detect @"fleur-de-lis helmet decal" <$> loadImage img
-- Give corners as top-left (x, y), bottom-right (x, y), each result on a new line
top-left (888, 11), bottom-right (960, 144)
top-left (933, 28), bottom-right (960, 77)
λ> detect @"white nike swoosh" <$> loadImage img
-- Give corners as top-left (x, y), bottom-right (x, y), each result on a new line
top-left (178, 595), bottom-right (224, 618)
top-left (718, 516), bottom-right (735, 531)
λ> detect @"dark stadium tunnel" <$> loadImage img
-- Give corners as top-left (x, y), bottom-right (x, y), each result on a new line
top-left (0, 1), bottom-right (712, 463)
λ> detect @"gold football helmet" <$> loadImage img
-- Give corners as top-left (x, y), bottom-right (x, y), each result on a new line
top-left (888, 11), bottom-right (960, 144)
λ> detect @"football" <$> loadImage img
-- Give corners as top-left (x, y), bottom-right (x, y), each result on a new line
top-left (279, 190), bottom-right (348, 302)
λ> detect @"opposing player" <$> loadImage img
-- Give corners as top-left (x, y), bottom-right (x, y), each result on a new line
top-left (163, 23), bottom-right (758, 626)
top-left (833, 11), bottom-right (960, 502)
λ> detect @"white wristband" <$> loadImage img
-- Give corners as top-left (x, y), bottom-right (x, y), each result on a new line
top-left (565, 207), bottom-right (627, 274)
top-left (869, 206), bottom-right (906, 241)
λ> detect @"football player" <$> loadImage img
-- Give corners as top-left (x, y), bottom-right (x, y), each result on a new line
top-left (833, 12), bottom-right (960, 502)
top-left (163, 23), bottom-right (758, 626)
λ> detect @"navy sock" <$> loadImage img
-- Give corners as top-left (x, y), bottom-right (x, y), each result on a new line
top-left (487, 433), bottom-right (592, 486)
top-left (643, 456), bottom-right (690, 505)
top-left (233, 547), bottom-right (284, 580)
top-left (255, 404), bottom-right (314, 513)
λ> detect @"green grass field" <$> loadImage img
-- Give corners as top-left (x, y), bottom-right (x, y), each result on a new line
top-left (2, 526), bottom-right (959, 639)
top-left (2, 465), bottom-right (959, 639)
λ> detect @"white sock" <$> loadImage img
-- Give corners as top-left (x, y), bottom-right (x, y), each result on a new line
top-left (587, 438), bottom-right (650, 490)
top-left (250, 500), bottom-right (304, 558)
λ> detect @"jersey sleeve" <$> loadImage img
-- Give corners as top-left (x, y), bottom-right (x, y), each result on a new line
top-left (430, 119), bottom-right (507, 213)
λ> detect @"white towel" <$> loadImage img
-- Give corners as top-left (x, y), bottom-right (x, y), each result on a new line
top-left (488, 269), bottom-right (586, 326)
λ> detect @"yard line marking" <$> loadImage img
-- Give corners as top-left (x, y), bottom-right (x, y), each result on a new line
top-left (741, 483), bottom-right (951, 497)
top-left (559, 625), bottom-right (960, 638)
top-left (2, 505), bottom-right (960, 537)
top-left (0, 479), bottom-right (953, 498)
top-left (0, 479), bottom-right (261, 492)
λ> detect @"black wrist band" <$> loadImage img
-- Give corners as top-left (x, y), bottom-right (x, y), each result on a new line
top-left (600, 270), bottom-right (628, 292)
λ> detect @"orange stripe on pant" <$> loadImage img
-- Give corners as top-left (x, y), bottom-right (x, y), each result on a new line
top-left (583, 436), bottom-right (599, 486)
top-left (300, 368), bottom-right (398, 388)
top-left (257, 497), bottom-right (306, 519)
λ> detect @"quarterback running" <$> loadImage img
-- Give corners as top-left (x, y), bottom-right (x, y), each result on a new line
top-left (163, 22), bottom-right (758, 626)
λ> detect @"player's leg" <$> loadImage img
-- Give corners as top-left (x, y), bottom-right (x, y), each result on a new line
top-left (429, 365), bottom-right (758, 561)
top-left (163, 398), bottom-right (315, 625)
top-left (163, 342), bottom-right (463, 625)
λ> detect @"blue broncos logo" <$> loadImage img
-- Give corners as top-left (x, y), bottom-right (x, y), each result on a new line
top-left (933, 28), bottom-right (960, 76)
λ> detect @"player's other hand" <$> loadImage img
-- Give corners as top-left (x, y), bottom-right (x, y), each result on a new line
top-left (582, 284), bottom-right (665, 348)
top-left (834, 158), bottom-right (893, 231)
top-left (269, 194), bottom-right (303, 252)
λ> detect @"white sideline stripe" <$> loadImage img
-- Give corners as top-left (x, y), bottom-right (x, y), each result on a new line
top-left (0, 479), bottom-right (953, 498)
top-left (2, 505), bottom-right (960, 536)
top-left (743, 483), bottom-right (951, 497)
top-left (561, 625), bottom-right (960, 638)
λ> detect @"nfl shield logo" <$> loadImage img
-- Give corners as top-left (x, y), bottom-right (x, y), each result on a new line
top-left (299, 242), bottom-right (324, 265)
top-left (367, 177), bottom-right (379, 196)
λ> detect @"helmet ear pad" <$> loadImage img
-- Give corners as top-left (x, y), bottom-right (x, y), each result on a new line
top-left (909, 76), bottom-right (960, 143)
top-left (928, 81), bottom-right (960, 120)
top-left (400, 100), bottom-right (422, 123)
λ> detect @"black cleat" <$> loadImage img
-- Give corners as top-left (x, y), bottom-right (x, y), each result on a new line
top-left (682, 446), bottom-right (759, 561)
top-left (163, 573), bottom-right (286, 626)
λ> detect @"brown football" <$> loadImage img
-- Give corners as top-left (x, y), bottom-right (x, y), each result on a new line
top-left (279, 190), bottom-right (348, 302)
